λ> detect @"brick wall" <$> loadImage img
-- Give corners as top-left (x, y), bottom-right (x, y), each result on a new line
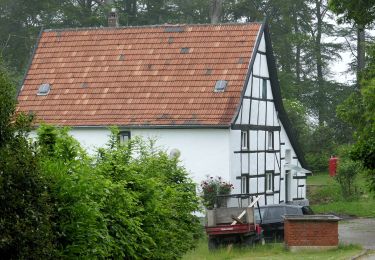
top-left (284, 217), bottom-right (339, 248)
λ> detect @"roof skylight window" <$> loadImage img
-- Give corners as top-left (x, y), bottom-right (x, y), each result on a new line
top-left (180, 47), bottom-right (190, 54)
top-left (37, 83), bottom-right (51, 96)
top-left (214, 80), bottom-right (228, 92)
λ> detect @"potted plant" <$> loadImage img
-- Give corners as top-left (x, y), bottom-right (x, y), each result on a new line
top-left (200, 176), bottom-right (233, 209)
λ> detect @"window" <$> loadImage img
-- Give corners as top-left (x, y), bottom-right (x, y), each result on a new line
top-left (214, 80), bottom-right (228, 92)
top-left (37, 83), bottom-right (51, 96)
top-left (285, 149), bottom-right (291, 164)
top-left (241, 130), bottom-right (248, 149)
top-left (119, 131), bottom-right (131, 144)
top-left (262, 79), bottom-right (267, 99)
top-left (265, 171), bottom-right (273, 192)
top-left (241, 176), bottom-right (248, 194)
top-left (267, 131), bottom-right (274, 150)
top-left (267, 206), bottom-right (285, 221)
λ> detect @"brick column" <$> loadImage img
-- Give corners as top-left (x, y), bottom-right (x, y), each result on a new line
top-left (284, 215), bottom-right (341, 251)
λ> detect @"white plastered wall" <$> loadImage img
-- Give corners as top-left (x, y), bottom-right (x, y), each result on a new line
top-left (32, 127), bottom-right (232, 185)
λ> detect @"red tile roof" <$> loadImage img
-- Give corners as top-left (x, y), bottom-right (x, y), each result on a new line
top-left (17, 23), bottom-right (261, 127)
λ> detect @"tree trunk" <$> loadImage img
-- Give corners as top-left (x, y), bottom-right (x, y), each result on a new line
top-left (210, 0), bottom-right (223, 24)
top-left (292, 8), bottom-right (301, 84)
top-left (357, 25), bottom-right (366, 87)
top-left (315, 0), bottom-right (324, 126)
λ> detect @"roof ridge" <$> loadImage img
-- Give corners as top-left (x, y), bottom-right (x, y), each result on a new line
top-left (43, 22), bottom-right (263, 32)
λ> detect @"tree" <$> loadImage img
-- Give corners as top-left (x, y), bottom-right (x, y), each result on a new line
top-left (0, 62), bottom-right (15, 146)
top-left (329, 0), bottom-right (375, 85)
top-left (0, 63), bottom-right (56, 259)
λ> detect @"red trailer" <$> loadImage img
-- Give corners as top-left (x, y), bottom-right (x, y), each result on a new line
top-left (205, 195), bottom-right (263, 250)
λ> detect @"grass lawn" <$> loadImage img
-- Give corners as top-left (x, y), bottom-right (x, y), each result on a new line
top-left (183, 240), bottom-right (362, 260)
top-left (307, 172), bottom-right (375, 217)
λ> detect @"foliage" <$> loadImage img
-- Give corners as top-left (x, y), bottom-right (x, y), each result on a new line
top-left (200, 176), bottom-right (233, 209)
top-left (334, 146), bottom-right (362, 200)
top-left (335, 159), bottom-right (361, 200)
top-left (0, 63), bottom-right (15, 146)
top-left (329, 0), bottom-right (375, 27)
top-left (36, 125), bottom-right (201, 259)
top-left (337, 61), bottom-right (375, 191)
top-left (0, 66), bottom-right (56, 258)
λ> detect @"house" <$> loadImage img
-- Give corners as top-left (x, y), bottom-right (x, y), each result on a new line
top-left (17, 20), bottom-right (310, 206)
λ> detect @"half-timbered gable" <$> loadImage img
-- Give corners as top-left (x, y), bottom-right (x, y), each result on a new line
top-left (230, 23), bottom-right (309, 205)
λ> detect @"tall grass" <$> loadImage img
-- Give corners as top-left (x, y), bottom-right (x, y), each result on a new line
top-left (183, 239), bottom-right (362, 260)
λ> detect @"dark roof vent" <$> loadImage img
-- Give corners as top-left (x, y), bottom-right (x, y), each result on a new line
top-left (180, 47), bottom-right (190, 54)
top-left (206, 68), bottom-right (213, 75)
top-left (238, 57), bottom-right (245, 64)
top-left (164, 27), bottom-right (185, 33)
top-left (214, 80), bottom-right (228, 92)
top-left (119, 54), bottom-right (125, 61)
top-left (37, 83), bottom-right (51, 96)
top-left (168, 37), bottom-right (174, 44)
top-left (81, 82), bottom-right (88, 88)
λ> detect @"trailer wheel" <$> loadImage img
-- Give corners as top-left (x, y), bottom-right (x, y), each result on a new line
top-left (208, 238), bottom-right (218, 250)
top-left (242, 235), bottom-right (254, 247)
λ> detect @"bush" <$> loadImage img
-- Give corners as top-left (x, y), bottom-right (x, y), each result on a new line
top-left (0, 67), bottom-right (56, 259)
top-left (335, 146), bottom-right (362, 200)
top-left (200, 176), bottom-right (233, 209)
top-left (37, 125), bottom-right (201, 259)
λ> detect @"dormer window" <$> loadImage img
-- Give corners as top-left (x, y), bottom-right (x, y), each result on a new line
top-left (37, 83), bottom-right (51, 96)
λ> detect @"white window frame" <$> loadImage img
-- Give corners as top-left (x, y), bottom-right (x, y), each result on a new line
top-left (241, 130), bottom-right (248, 150)
top-left (265, 171), bottom-right (273, 193)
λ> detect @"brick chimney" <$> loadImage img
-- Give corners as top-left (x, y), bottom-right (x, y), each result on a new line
top-left (108, 8), bottom-right (119, 27)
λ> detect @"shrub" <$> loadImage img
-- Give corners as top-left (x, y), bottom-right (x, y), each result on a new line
top-left (37, 126), bottom-right (201, 259)
top-left (200, 176), bottom-right (233, 209)
top-left (335, 146), bottom-right (362, 200)
top-left (0, 67), bottom-right (56, 259)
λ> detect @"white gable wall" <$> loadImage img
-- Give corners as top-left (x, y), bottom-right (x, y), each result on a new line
top-left (38, 127), bottom-right (232, 185)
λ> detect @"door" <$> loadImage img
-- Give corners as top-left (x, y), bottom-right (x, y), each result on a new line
top-left (285, 149), bottom-right (291, 202)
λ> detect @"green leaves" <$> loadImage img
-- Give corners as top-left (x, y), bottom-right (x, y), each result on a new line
top-left (34, 126), bottom-right (201, 259)
top-left (329, 0), bottom-right (375, 27)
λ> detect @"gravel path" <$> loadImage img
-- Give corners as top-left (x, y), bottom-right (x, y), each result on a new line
top-left (339, 218), bottom-right (375, 259)
top-left (339, 218), bottom-right (375, 250)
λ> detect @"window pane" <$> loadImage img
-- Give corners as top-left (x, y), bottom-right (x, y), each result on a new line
top-left (268, 131), bottom-right (273, 149)
top-left (262, 79), bottom-right (267, 99)
top-left (241, 131), bottom-right (248, 149)
top-left (268, 207), bottom-right (285, 220)
top-left (120, 131), bottom-right (131, 144)
top-left (286, 207), bottom-right (299, 215)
